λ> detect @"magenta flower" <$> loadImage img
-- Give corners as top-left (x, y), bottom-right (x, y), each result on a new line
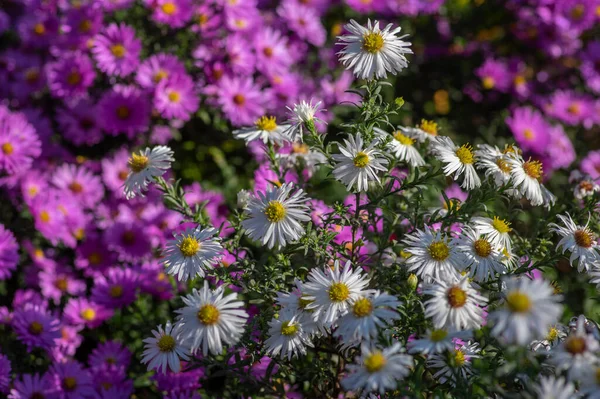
top-left (506, 107), bottom-right (551, 153)
top-left (136, 53), bottom-right (186, 89)
top-left (581, 41), bottom-right (600, 94)
top-left (75, 234), bottom-right (117, 278)
top-left (557, 0), bottom-right (597, 31)
top-left (137, 261), bottom-right (174, 300)
top-left (89, 341), bottom-right (132, 370)
top-left (581, 150), bottom-right (600, 180)
top-left (48, 361), bottom-right (94, 399)
top-left (98, 85), bottom-right (151, 138)
top-left (0, 107), bottom-right (42, 175)
top-left (151, 0), bottom-right (192, 28)
top-left (278, 2), bottom-right (326, 46)
top-left (253, 28), bottom-right (291, 75)
top-left (476, 58), bottom-right (511, 92)
top-left (101, 147), bottom-right (131, 196)
top-left (46, 52), bottom-right (96, 99)
top-left (8, 373), bottom-right (55, 399)
top-left (56, 99), bottom-right (104, 147)
top-left (12, 304), bottom-right (61, 352)
top-left (63, 5), bottom-right (105, 48)
top-left (91, 267), bottom-right (139, 309)
top-left (545, 90), bottom-right (590, 125)
top-left (217, 76), bottom-right (266, 126)
top-left (64, 297), bottom-right (113, 329)
top-left (154, 74), bottom-right (199, 121)
top-left (0, 353), bottom-right (10, 394)
top-left (104, 221), bottom-right (152, 262)
top-left (226, 34), bottom-right (256, 75)
top-left (92, 23), bottom-right (141, 77)
top-left (0, 225), bottom-right (18, 281)
top-left (51, 164), bottom-right (105, 208)
top-left (38, 264), bottom-right (86, 305)
top-left (542, 124), bottom-right (575, 171)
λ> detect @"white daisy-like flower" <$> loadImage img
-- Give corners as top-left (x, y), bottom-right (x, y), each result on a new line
top-left (530, 323), bottom-right (568, 352)
top-left (333, 290), bottom-right (401, 344)
top-left (175, 281), bottom-right (248, 355)
top-left (427, 342), bottom-right (480, 386)
top-left (488, 277), bottom-right (563, 345)
top-left (471, 216), bottom-right (513, 251)
top-left (264, 311), bottom-right (314, 360)
top-left (456, 226), bottom-right (507, 281)
top-left (408, 328), bottom-right (472, 355)
top-left (283, 99), bottom-right (325, 142)
top-left (397, 119), bottom-right (439, 144)
top-left (232, 115), bottom-right (290, 144)
top-left (162, 227), bottom-right (223, 281)
top-left (423, 276), bottom-right (487, 330)
top-left (141, 321), bottom-right (190, 374)
top-left (241, 183), bottom-right (311, 249)
top-left (572, 174), bottom-right (600, 200)
top-left (431, 136), bottom-right (481, 190)
top-left (278, 142), bottom-right (327, 174)
top-left (332, 134), bottom-right (389, 192)
top-left (549, 316), bottom-right (600, 380)
top-left (474, 144), bottom-right (513, 187)
top-left (579, 364), bottom-right (600, 398)
top-left (530, 376), bottom-right (576, 399)
top-left (375, 127), bottom-right (425, 167)
top-left (275, 280), bottom-right (321, 335)
top-left (124, 146), bottom-right (174, 199)
top-left (303, 260), bottom-right (370, 326)
top-left (341, 344), bottom-right (413, 394)
top-left (402, 226), bottom-right (461, 281)
top-left (549, 213), bottom-right (600, 272)
top-left (505, 156), bottom-right (551, 207)
top-left (336, 19), bottom-right (412, 80)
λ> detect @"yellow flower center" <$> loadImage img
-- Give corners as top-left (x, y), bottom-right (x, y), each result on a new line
top-left (33, 23), bottom-right (45, 35)
top-left (168, 91), bottom-right (180, 103)
top-left (565, 336), bottom-right (586, 354)
top-left (68, 181), bottom-right (83, 193)
top-left (40, 211), bottom-right (51, 223)
top-left (128, 153), bottom-right (149, 173)
top-left (567, 103), bottom-right (580, 115)
top-left (161, 2), bottom-right (177, 15)
top-left (262, 200), bottom-right (287, 223)
top-left (364, 351), bottom-right (387, 373)
top-left (491, 216), bottom-right (511, 234)
top-left (514, 75), bottom-right (526, 86)
top-left (418, 119), bottom-right (438, 136)
top-left (233, 94), bottom-right (245, 105)
top-left (428, 241), bottom-right (450, 261)
top-left (153, 69), bottom-right (168, 83)
top-left (473, 238), bottom-right (492, 257)
top-left (1, 142), bottom-right (13, 155)
top-left (352, 297), bottom-right (373, 317)
top-left (263, 47), bottom-right (274, 57)
top-left (506, 291), bottom-right (531, 313)
top-left (393, 131), bottom-right (414, 146)
top-left (482, 76), bottom-right (495, 89)
top-left (293, 143), bottom-right (309, 154)
top-left (523, 160), bottom-right (543, 180)
top-left (280, 321), bottom-right (299, 336)
top-left (116, 105), bottom-right (130, 120)
top-left (430, 329), bottom-right (448, 342)
top-left (362, 32), bottom-right (384, 54)
top-left (255, 116), bottom-right (278, 131)
top-left (523, 128), bottom-right (534, 141)
top-left (447, 286), bottom-right (467, 308)
top-left (109, 285), bottom-right (123, 298)
top-left (81, 308), bottom-right (96, 321)
top-left (574, 229), bottom-right (593, 248)
top-left (63, 377), bottom-right (77, 391)
top-left (455, 144), bottom-right (474, 164)
top-left (353, 151), bottom-right (370, 168)
top-left (55, 277), bottom-right (68, 292)
top-left (454, 350), bottom-right (466, 367)
top-left (179, 235), bottom-right (200, 257)
top-left (546, 327), bottom-right (559, 342)
top-left (196, 14), bottom-right (208, 25)
top-left (110, 44), bottom-right (126, 58)
top-left (157, 334), bottom-right (176, 352)
top-left (67, 71), bottom-right (81, 86)
top-left (89, 252), bottom-right (102, 265)
top-left (29, 321), bottom-right (44, 335)
top-left (197, 304), bottom-right (220, 325)
top-left (495, 158), bottom-right (511, 173)
top-left (328, 282), bottom-right (350, 302)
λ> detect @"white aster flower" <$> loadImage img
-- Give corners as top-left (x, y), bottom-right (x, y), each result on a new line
top-left (276, 280), bottom-right (321, 335)
top-left (336, 19), bottom-right (412, 80)
top-left (283, 99), bottom-right (325, 142)
top-left (232, 115), bottom-right (290, 144)
top-left (332, 134), bottom-right (389, 192)
top-left (162, 227), bottom-right (223, 281)
top-left (375, 127), bottom-right (425, 167)
top-left (141, 321), bottom-right (190, 374)
top-left (303, 260), bottom-right (370, 326)
top-left (265, 311), bottom-right (313, 360)
top-left (341, 344), bottom-right (413, 394)
top-left (124, 146), bottom-right (174, 199)
top-left (278, 142), bottom-right (327, 175)
top-left (456, 226), bottom-right (507, 282)
top-left (471, 216), bottom-right (513, 251)
top-left (488, 277), bottom-right (563, 345)
top-left (550, 316), bottom-right (600, 380)
top-left (423, 276), bottom-right (487, 330)
top-left (175, 281), bottom-right (248, 355)
top-left (474, 144), bottom-right (513, 187)
top-left (431, 136), bottom-right (481, 190)
top-left (402, 226), bottom-right (461, 281)
top-left (408, 328), bottom-right (472, 355)
top-left (549, 213), bottom-right (600, 272)
top-left (241, 183), bottom-right (311, 249)
top-left (505, 155), bottom-right (552, 207)
top-left (427, 342), bottom-right (480, 386)
top-left (333, 290), bottom-right (401, 344)
top-left (572, 174), bottom-right (600, 200)
top-left (530, 376), bottom-right (576, 399)
top-left (530, 324), bottom-right (568, 352)
top-left (579, 364), bottom-right (600, 398)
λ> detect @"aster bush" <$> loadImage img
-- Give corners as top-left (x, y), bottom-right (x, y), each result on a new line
top-left (1, 0), bottom-right (600, 398)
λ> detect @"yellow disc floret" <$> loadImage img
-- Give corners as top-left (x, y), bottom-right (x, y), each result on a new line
top-left (455, 144), bottom-right (475, 164)
top-left (353, 151), bottom-right (370, 168)
top-left (179, 235), bottom-right (200, 257)
top-left (447, 286), bottom-right (467, 308)
top-left (255, 116), bottom-right (278, 131)
top-left (473, 238), bottom-right (492, 258)
top-left (128, 153), bottom-right (149, 173)
top-left (157, 334), bottom-right (176, 352)
top-left (280, 321), bottom-right (299, 336)
top-left (264, 200), bottom-right (287, 223)
top-left (364, 351), bottom-right (387, 373)
top-left (506, 291), bottom-right (532, 313)
top-left (328, 282), bottom-right (350, 302)
top-left (352, 297), bottom-right (373, 317)
top-left (362, 32), bottom-right (384, 54)
top-left (428, 241), bottom-right (450, 261)
top-left (197, 304), bottom-right (220, 325)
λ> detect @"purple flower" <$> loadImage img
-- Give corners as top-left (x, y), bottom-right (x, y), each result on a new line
top-left (540, 124), bottom-right (575, 173)
top-left (557, 0), bottom-right (597, 31)
top-left (51, 164), bottom-right (105, 208)
top-left (92, 23), bottom-right (141, 77)
top-left (101, 0), bottom-right (134, 12)
top-left (101, 147), bottom-right (131, 196)
top-left (89, 341), bottom-right (132, 370)
top-left (56, 100), bottom-right (104, 147)
top-left (545, 90), bottom-right (590, 125)
top-left (90, 364), bottom-right (133, 396)
top-left (17, 14), bottom-right (59, 49)
top-left (0, 353), bottom-right (10, 394)
top-left (91, 267), bottom-right (139, 309)
top-left (8, 373), bottom-right (56, 399)
top-left (191, 4), bottom-right (222, 35)
top-left (476, 58), bottom-right (511, 92)
top-left (104, 221), bottom-right (152, 262)
top-left (63, 5), bottom-right (104, 49)
top-left (12, 304), bottom-right (61, 352)
top-left (46, 52), bottom-right (96, 99)
top-left (278, 2), bottom-right (326, 46)
top-left (0, 107), bottom-right (42, 175)
top-left (52, 325), bottom-right (84, 362)
top-left (39, 263), bottom-right (86, 305)
top-left (506, 107), bottom-right (551, 153)
top-left (0, 11), bottom-right (9, 35)
top-left (75, 234), bottom-right (117, 278)
top-left (581, 41), bottom-right (600, 94)
top-left (0, 225), bottom-right (18, 281)
top-left (225, 34), bottom-right (255, 76)
top-left (154, 74), bottom-right (199, 121)
top-left (98, 85), bottom-right (151, 137)
top-left (49, 361), bottom-right (94, 399)
top-left (217, 76), bottom-right (266, 126)
top-left (136, 53), bottom-right (186, 89)
top-left (253, 28), bottom-right (291, 75)
top-left (64, 297), bottom-right (113, 329)
top-left (581, 150), bottom-right (600, 180)
top-left (152, 0), bottom-right (192, 28)
top-left (137, 261), bottom-right (174, 300)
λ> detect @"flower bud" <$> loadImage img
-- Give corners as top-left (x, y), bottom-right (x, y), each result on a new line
top-left (407, 273), bottom-right (418, 291)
